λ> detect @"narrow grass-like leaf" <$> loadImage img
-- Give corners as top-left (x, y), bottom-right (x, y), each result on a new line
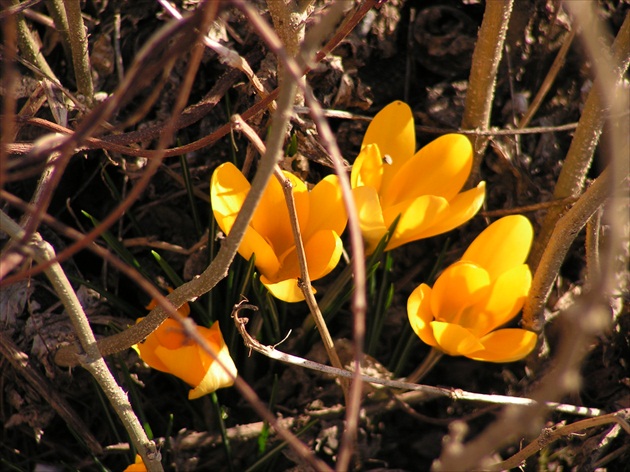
top-left (304, 215), bottom-right (401, 339)
top-left (211, 392), bottom-right (234, 472)
top-left (82, 210), bottom-right (142, 271)
top-left (263, 289), bottom-right (282, 342)
top-left (367, 276), bottom-right (394, 356)
top-left (151, 250), bottom-right (211, 325)
top-left (245, 420), bottom-right (319, 472)
top-left (67, 275), bottom-right (144, 319)
top-left (257, 374), bottom-right (279, 455)
top-left (179, 154), bottom-right (203, 238)
top-left (101, 166), bottom-right (144, 235)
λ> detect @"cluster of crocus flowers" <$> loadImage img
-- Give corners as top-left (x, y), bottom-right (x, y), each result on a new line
top-left (135, 294), bottom-right (237, 399)
top-left (211, 162), bottom-right (347, 302)
top-left (407, 215), bottom-right (537, 362)
top-left (351, 101), bottom-right (486, 254)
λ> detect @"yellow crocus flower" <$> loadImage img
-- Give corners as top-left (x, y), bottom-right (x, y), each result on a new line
top-left (135, 315), bottom-right (237, 400)
top-left (210, 162), bottom-right (347, 302)
top-left (407, 215), bottom-right (537, 362)
top-left (351, 101), bottom-right (486, 254)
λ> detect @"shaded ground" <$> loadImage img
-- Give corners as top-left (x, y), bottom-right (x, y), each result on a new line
top-left (1, 1), bottom-right (629, 471)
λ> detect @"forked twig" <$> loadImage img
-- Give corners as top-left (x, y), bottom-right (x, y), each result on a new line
top-left (231, 300), bottom-right (605, 417)
top-left (230, 115), bottom-right (347, 386)
top-left (485, 409), bottom-right (630, 471)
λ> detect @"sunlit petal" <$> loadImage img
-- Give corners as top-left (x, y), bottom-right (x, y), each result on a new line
top-left (188, 322), bottom-right (237, 399)
top-left (305, 230), bottom-right (344, 280)
top-left (412, 182), bottom-right (486, 240)
top-left (249, 173), bottom-right (296, 258)
top-left (469, 264), bottom-right (532, 335)
top-left (430, 321), bottom-right (485, 356)
top-left (261, 275), bottom-right (306, 302)
top-left (463, 215), bottom-right (533, 279)
top-left (384, 195), bottom-right (449, 251)
top-left (210, 162), bottom-right (250, 234)
top-left (351, 144), bottom-right (384, 191)
top-left (275, 230), bottom-right (343, 283)
top-left (407, 284), bottom-right (438, 347)
top-left (134, 317), bottom-right (170, 373)
top-left (307, 175), bottom-right (347, 238)
top-left (382, 134), bottom-right (473, 207)
top-left (430, 262), bottom-right (490, 324)
top-left (467, 328), bottom-right (537, 362)
top-left (352, 185), bottom-right (387, 254)
top-left (153, 338), bottom-right (205, 387)
top-left (239, 226), bottom-right (281, 281)
top-left (362, 101), bottom-right (415, 191)
top-left (123, 455), bottom-right (147, 472)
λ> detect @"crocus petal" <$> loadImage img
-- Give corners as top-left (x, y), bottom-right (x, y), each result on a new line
top-left (362, 101), bottom-right (416, 192)
top-left (188, 322), bottom-right (237, 399)
top-left (275, 230), bottom-right (343, 282)
top-left (467, 328), bottom-right (537, 362)
top-left (467, 264), bottom-right (532, 336)
top-left (239, 226), bottom-right (281, 281)
top-left (430, 262), bottom-right (491, 324)
top-left (210, 162), bottom-right (250, 234)
top-left (251, 172), bottom-right (309, 259)
top-left (351, 143), bottom-right (384, 191)
top-left (352, 185), bottom-right (387, 254)
top-left (382, 134), bottom-right (474, 207)
top-left (304, 230), bottom-right (344, 280)
top-left (407, 284), bottom-right (438, 347)
top-left (261, 276), bottom-right (305, 302)
top-left (430, 321), bottom-right (485, 356)
top-left (306, 175), bottom-right (347, 238)
top-left (134, 318), bottom-right (172, 373)
top-left (153, 335), bottom-right (208, 387)
top-left (412, 182), bottom-right (486, 240)
top-left (463, 215), bottom-right (533, 280)
top-left (383, 195), bottom-right (449, 251)
top-left (124, 455), bottom-right (147, 472)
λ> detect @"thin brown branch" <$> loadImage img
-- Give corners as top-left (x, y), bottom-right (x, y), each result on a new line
top-left (461, 0), bottom-right (514, 186)
top-left (486, 409), bottom-right (630, 471)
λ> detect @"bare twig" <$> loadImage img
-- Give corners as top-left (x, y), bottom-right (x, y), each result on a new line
top-left (230, 89), bottom-right (347, 396)
top-left (434, 7), bottom-right (630, 470)
top-left (0, 211), bottom-right (162, 472)
top-left (230, 300), bottom-right (604, 417)
top-left (528, 12), bottom-right (630, 270)
top-left (461, 0), bottom-right (514, 186)
top-left (62, 0), bottom-right (94, 106)
top-left (518, 28), bottom-right (576, 129)
top-left (157, 0), bottom-right (274, 110)
top-left (485, 409), bottom-right (630, 471)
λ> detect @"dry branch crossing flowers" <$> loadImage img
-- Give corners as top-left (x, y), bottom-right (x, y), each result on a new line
top-left (407, 215), bottom-right (537, 362)
top-left (211, 162), bottom-right (347, 302)
top-left (351, 101), bottom-right (486, 254)
top-left (135, 297), bottom-right (237, 399)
